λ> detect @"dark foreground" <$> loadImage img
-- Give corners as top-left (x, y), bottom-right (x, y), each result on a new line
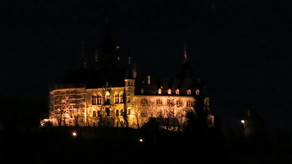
top-left (0, 127), bottom-right (291, 164)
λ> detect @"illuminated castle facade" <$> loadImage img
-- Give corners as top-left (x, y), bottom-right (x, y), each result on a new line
top-left (41, 31), bottom-right (214, 130)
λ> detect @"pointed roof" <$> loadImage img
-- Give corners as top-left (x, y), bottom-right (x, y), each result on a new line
top-left (125, 57), bottom-right (135, 79)
top-left (169, 45), bottom-right (202, 93)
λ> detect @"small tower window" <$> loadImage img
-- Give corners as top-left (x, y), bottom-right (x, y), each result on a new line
top-left (175, 89), bottom-right (180, 95)
top-left (158, 88), bottom-right (162, 94)
top-left (167, 89), bottom-right (171, 95)
top-left (187, 89), bottom-right (191, 95)
top-left (127, 93), bottom-right (131, 102)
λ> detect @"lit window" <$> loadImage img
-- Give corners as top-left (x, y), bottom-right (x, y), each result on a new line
top-left (119, 93), bottom-right (123, 103)
top-left (187, 100), bottom-right (192, 107)
top-left (114, 93), bottom-right (119, 104)
top-left (97, 95), bottom-right (102, 104)
top-left (195, 89), bottom-right (200, 95)
top-left (158, 88), bottom-right (162, 94)
top-left (141, 99), bottom-right (148, 105)
top-left (105, 108), bottom-right (110, 116)
top-left (175, 89), bottom-right (179, 95)
top-left (156, 99), bottom-right (162, 105)
top-left (167, 99), bottom-right (173, 105)
top-left (176, 99), bottom-right (182, 107)
top-left (92, 94), bottom-right (97, 105)
top-left (127, 93), bottom-right (130, 102)
top-left (187, 89), bottom-right (191, 95)
top-left (127, 108), bottom-right (131, 115)
top-left (105, 92), bottom-right (110, 104)
top-left (167, 89), bottom-right (171, 95)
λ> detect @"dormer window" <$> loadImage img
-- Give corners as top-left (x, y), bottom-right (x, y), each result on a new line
top-left (175, 89), bottom-right (179, 95)
top-left (187, 89), bottom-right (191, 95)
top-left (158, 88), bottom-right (162, 94)
top-left (167, 89), bottom-right (171, 95)
top-left (195, 89), bottom-right (200, 95)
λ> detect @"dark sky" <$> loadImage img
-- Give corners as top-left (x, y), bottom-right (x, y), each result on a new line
top-left (1, 0), bottom-right (292, 132)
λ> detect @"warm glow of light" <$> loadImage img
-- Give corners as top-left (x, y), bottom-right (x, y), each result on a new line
top-left (158, 88), bottom-right (162, 94)
top-left (241, 120), bottom-right (245, 124)
top-left (167, 89), bottom-right (171, 95)
top-left (72, 132), bottom-right (77, 137)
top-left (139, 138), bottom-right (143, 143)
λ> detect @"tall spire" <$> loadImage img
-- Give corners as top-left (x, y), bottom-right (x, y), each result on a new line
top-left (80, 41), bottom-right (87, 69)
top-left (183, 42), bottom-right (188, 63)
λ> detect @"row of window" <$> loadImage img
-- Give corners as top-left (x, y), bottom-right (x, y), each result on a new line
top-left (92, 92), bottom-right (125, 105)
top-left (141, 99), bottom-right (194, 107)
top-left (157, 88), bottom-right (200, 95)
top-left (92, 108), bottom-right (131, 117)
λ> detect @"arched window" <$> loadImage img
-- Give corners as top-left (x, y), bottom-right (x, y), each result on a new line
top-left (187, 100), bottom-right (192, 107)
top-left (92, 94), bottom-right (97, 105)
top-left (167, 89), bottom-right (171, 95)
top-left (93, 111), bottom-right (97, 117)
top-left (141, 99), bottom-right (148, 106)
top-left (119, 93), bottom-right (123, 103)
top-left (105, 92), bottom-right (110, 104)
top-left (114, 93), bottom-right (119, 104)
top-left (176, 99), bottom-right (182, 107)
top-left (97, 95), bottom-right (102, 104)
top-left (175, 89), bottom-right (180, 95)
top-left (187, 89), bottom-right (191, 95)
top-left (158, 88), bottom-right (162, 94)
top-left (127, 93), bottom-right (130, 102)
top-left (156, 99), bottom-right (162, 105)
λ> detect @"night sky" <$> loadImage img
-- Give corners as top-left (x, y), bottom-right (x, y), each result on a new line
top-left (1, 0), bottom-right (292, 132)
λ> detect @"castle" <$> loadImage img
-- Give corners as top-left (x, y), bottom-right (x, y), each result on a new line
top-left (41, 29), bottom-right (214, 131)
